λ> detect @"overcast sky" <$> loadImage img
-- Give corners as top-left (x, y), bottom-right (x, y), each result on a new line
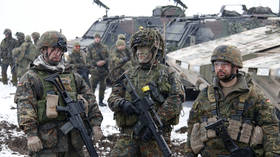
top-left (0, 0), bottom-right (278, 41)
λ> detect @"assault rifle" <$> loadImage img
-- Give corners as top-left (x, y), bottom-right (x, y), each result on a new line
top-left (117, 73), bottom-right (172, 157)
top-left (44, 73), bottom-right (98, 157)
top-left (206, 118), bottom-right (255, 157)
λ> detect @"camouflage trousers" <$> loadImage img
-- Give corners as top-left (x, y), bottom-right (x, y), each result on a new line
top-left (1, 63), bottom-right (17, 85)
top-left (90, 72), bottom-right (107, 101)
top-left (110, 135), bottom-right (170, 157)
top-left (30, 149), bottom-right (84, 157)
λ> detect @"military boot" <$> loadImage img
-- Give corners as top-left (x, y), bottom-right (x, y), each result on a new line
top-left (99, 99), bottom-right (106, 107)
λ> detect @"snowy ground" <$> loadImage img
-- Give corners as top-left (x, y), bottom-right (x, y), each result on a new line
top-left (0, 70), bottom-right (191, 156)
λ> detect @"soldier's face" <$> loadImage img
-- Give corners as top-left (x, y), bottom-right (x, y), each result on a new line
top-left (136, 46), bottom-right (152, 64)
top-left (74, 45), bottom-right (80, 52)
top-left (46, 47), bottom-right (64, 64)
top-left (94, 37), bottom-right (101, 43)
top-left (214, 61), bottom-right (234, 80)
top-left (117, 45), bottom-right (125, 51)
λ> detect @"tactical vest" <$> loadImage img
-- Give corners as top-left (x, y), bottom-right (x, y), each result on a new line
top-left (115, 64), bottom-right (177, 128)
top-left (35, 71), bottom-right (77, 124)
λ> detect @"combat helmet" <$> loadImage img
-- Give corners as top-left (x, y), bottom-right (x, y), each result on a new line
top-left (37, 31), bottom-right (67, 52)
top-left (31, 32), bottom-right (40, 39)
top-left (3, 28), bottom-right (12, 36)
top-left (211, 45), bottom-right (243, 68)
top-left (130, 28), bottom-right (165, 61)
top-left (25, 35), bottom-right (32, 42)
top-left (117, 34), bottom-right (126, 41)
top-left (16, 32), bottom-right (25, 40)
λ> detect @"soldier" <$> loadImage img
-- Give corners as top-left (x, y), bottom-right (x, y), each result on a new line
top-left (109, 39), bottom-right (131, 84)
top-left (0, 28), bottom-right (17, 85)
top-left (87, 33), bottom-right (109, 107)
top-left (184, 45), bottom-right (280, 157)
top-left (12, 35), bottom-right (38, 78)
top-left (15, 32), bottom-right (25, 47)
top-left (31, 32), bottom-right (40, 46)
top-left (15, 31), bottom-right (103, 157)
top-left (69, 42), bottom-right (90, 87)
top-left (108, 28), bottom-right (184, 156)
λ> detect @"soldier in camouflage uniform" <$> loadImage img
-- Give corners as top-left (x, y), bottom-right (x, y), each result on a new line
top-left (15, 31), bottom-right (103, 157)
top-left (12, 35), bottom-right (38, 78)
top-left (87, 33), bottom-right (109, 107)
top-left (15, 32), bottom-right (25, 47)
top-left (185, 45), bottom-right (280, 157)
top-left (31, 32), bottom-right (40, 46)
top-left (0, 28), bottom-right (17, 85)
top-left (109, 39), bottom-right (131, 83)
top-left (69, 42), bottom-right (90, 87)
top-left (108, 28), bottom-right (184, 157)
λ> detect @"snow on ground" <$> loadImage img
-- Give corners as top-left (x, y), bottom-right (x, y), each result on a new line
top-left (0, 80), bottom-right (191, 156)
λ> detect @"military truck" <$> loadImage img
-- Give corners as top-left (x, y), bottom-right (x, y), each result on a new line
top-left (68, 4), bottom-right (277, 53)
top-left (166, 19), bottom-right (280, 106)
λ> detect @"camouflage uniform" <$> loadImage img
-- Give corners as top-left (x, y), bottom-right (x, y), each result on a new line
top-left (15, 32), bottom-right (25, 47)
top-left (86, 34), bottom-right (109, 105)
top-left (0, 29), bottom-right (17, 84)
top-left (12, 35), bottom-right (38, 78)
top-left (185, 45), bottom-right (280, 157)
top-left (109, 39), bottom-right (131, 83)
top-left (31, 32), bottom-right (40, 46)
top-left (15, 31), bottom-right (103, 157)
top-left (69, 42), bottom-right (90, 87)
top-left (108, 28), bottom-right (184, 157)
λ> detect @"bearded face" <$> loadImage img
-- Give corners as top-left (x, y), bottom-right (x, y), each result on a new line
top-left (214, 61), bottom-right (237, 82)
top-left (136, 46), bottom-right (153, 64)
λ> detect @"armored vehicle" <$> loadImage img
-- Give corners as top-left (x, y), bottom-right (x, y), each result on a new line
top-left (166, 20), bottom-right (280, 106)
top-left (68, 4), bottom-right (277, 53)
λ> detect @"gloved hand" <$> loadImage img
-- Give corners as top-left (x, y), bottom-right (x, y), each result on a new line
top-left (141, 127), bottom-right (153, 142)
top-left (120, 56), bottom-right (129, 64)
top-left (92, 126), bottom-right (103, 142)
top-left (27, 136), bottom-right (43, 152)
top-left (119, 99), bottom-right (138, 115)
top-left (184, 152), bottom-right (195, 157)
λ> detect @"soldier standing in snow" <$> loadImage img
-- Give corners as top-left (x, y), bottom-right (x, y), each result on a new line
top-left (15, 31), bottom-right (103, 157)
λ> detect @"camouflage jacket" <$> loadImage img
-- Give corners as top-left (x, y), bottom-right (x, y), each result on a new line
top-left (86, 42), bottom-right (109, 74)
top-left (185, 73), bottom-right (280, 156)
top-left (69, 50), bottom-right (87, 70)
top-left (108, 63), bottom-right (184, 132)
top-left (12, 40), bottom-right (38, 77)
top-left (109, 47), bottom-right (131, 82)
top-left (15, 55), bottom-right (103, 137)
top-left (0, 36), bottom-right (17, 63)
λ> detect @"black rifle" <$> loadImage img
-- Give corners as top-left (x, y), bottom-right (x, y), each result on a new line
top-left (117, 73), bottom-right (172, 157)
top-left (205, 118), bottom-right (255, 157)
top-left (44, 73), bottom-right (98, 157)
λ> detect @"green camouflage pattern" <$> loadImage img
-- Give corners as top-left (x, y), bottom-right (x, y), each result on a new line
top-left (109, 46), bottom-right (131, 83)
top-left (31, 32), bottom-right (40, 46)
top-left (37, 31), bottom-right (67, 51)
top-left (15, 56), bottom-right (103, 154)
top-left (69, 49), bottom-right (87, 71)
top-left (211, 45), bottom-right (243, 68)
top-left (15, 32), bottom-right (25, 47)
top-left (12, 38), bottom-right (38, 78)
top-left (185, 73), bottom-right (280, 156)
top-left (110, 135), bottom-right (169, 157)
top-left (108, 63), bottom-right (184, 156)
top-left (86, 42), bottom-right (109, 100)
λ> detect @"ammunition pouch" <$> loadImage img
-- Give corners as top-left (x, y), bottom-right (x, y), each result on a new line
top-left (228, 119), bottom-right (242, 141)
top-left (190, 123), bottom-right (204, 154)
top-left (207, 117), bottom-right (217, 139)
top-left (46, 94), bottom-right (59, 119)
top-left (239, 123), bottom-right (253, 144)
top-left (250, 126), bottom-right (263, 146)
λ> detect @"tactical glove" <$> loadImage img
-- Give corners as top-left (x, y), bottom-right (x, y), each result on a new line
top-left (120, 56), bottom-right (129, 64)
top-left (92, 126), bottom-right (103, 142)
top-left (141, 127), bottom-right (153, 142)
top-left (119, 99), bottom-right (138, 115)
top-left (27, 136), bottom-right (43, 152)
